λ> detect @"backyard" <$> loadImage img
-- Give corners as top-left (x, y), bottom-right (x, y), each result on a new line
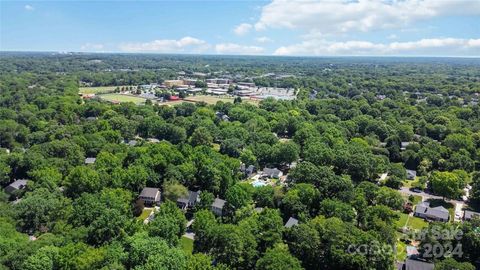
top-left (180, 236), bottom-right (194, 254)
top-left (396, 212), bottom-right (428, 230)
top-left (136, 208), bottom-right (153, 221)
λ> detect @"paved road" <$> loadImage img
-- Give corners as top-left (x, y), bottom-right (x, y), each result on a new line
top-left (399, 187), bottom-right (464, 204)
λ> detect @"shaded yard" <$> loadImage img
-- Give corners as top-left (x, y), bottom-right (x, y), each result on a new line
top-left (180, 236), bottom-right (194, 254)
top-left (137, 208), bottom-right (153, 221)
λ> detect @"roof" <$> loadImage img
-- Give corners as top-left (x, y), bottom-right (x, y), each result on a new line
top-left (285, 217), bottom-right (299, 228)
top-left (85, 157), bottom-right (96, 164)
top-left (147, 138), bottom-right (160, 143)
top-left (177, 190), bottom-right (201, 205)
top-left (406, 169), bottom-right (417, 178)
top-left (404, 258), bottom-right (434, 270)
top-left (263, 167), bottom-right (282, 178)
top-left (139, 187), bottom-right (160, 198)
top-left (8, 179), bottom-right (28, 190)
top-left (414, 202), bottom-right (449, 220)
top-left (212, 198), bottom-right (226, 209)
top-left (464, 210), bottom-right (480, 220)
top-left (128, 140), bottom-right (137, 146)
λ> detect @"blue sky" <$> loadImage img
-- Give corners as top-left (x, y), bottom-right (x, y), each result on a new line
top-left (1, 0), bottom-right (479, 56)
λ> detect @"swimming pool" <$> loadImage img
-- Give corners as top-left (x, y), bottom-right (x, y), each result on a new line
top-left (251, 179), bottom-right (267, 187)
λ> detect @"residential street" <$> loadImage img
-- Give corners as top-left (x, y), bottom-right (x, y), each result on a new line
top-left (398, 187), bottom-right (466, 221)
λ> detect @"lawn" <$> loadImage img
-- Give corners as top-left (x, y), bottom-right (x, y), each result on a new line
top-left (396, 212), bottom-right (428, 230)
top-left (79, 86), bottom-right (127, 94)
top-left (402, 178), bottom-right (419, 188)
top-left (396, 240), bottom-right (407, 261)
top-left (137, 208), bottom-right (153, 221)
top-left (99, 94), bottom-right (146, 104)
top-left (180, 236), bottom-right (194, 254)
top-left (402, 194), bottom-right (422, 205)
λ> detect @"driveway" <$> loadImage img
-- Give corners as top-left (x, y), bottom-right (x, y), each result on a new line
top-left (183, 232), bottom-right (195, 240)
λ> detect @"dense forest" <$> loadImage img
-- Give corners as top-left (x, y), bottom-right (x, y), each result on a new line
top-left (1, 53), bottom-right (480, 270)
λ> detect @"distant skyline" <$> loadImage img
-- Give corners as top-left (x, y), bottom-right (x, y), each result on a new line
top-left (1, 0), bottom-right (479, 57)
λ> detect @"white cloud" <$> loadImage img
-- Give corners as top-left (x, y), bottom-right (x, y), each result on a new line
top-left (80, 43), bottom-right (104, 51)
top-left (119, 37), bottom-right (209, 53)
top-left (234, 23), bottom-right (253, 36)
top-left (255, 36), bottom-right (273, 43)
top-left (215, 43), bottom-right (264, 55)
top-left (274, 38), bottom-right (480, 56)
top-left (24, 4), bottom-right (34, 11)
top-left (255, 0), bottom-right (480, 35)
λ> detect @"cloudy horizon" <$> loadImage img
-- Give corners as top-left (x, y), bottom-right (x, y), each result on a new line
top-left (1, 0), bottom-right (479, 57)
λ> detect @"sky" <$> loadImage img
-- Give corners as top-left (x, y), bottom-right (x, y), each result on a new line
top-left (0, 0), bottom-right (479, 57)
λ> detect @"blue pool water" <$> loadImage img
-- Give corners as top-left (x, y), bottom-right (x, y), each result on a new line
top-left (251, 179), bottom-right (267, 187)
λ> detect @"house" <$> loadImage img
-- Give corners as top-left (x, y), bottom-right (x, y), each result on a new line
top-left (463, 210), bottom-right (480, 221)
top-left (400, 142), bottom-right (411, 151)
top-left (379, 173), bottom-right (388, 181)
top-left (215, 111), bottom-right (230, 121)
top-left (5, 179), bottom-right (28, 194)
top-left (85, 157), bottom-right (96, 164)
top-left (211, 198), bottom-right (226, 216)
top-left (254, 207), bottom-right (264, 213)
top-left (414, 202), bottom-right (449, 222)
top-left (139, 187), bottom-right (161, 206)
top-left (177, 190), bottom-right (201, 210)
top-left (128, 140), bottom-right (138, 147)
top-left (86, 116), bottom-right (97, 121)
top-left (240, 164), bottom-right (256, 177)
top-left (400, 258), bottom-right (434, 270)
top-left (146, 138), bottom-right (160, 143)
top-left (262, 168), bottom-right (283, 179)
top-left (284, 217), bottom-right (299, 228)
top-left (406, 169), bottom-right (417, 180)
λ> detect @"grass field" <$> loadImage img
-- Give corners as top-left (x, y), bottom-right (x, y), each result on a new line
top-left (396, 213), bottom-right (428, 230)
top-left (137, 208), bottom-right (153, 221)
top-left (99, 94), bottom-right (146, 104)
top-left (402, 194), bottom-right (422, 205)
top-left (79, 86), bottom-right (127, 94)
top-left (180, 236), bottom-right (194, 254)
top-left (396, 240), bottom-right (407, 261)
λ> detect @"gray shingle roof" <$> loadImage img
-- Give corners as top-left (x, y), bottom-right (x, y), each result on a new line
top-left (406, 169), bottom-right (417, 179)
top-left (405, 258), bottom-right (434, 270)
top-left (263, 168), bottom-right (282, 178)
top-left (140, 187), bottom-right (160, 198)
top-left (177, 190), bottom-right (201, 206)
top-left (85, 157), bottom-right (96, 164)
top-left (414, 202), bottom-right (449, 221)
top-left (464, 210), bottom-right (480, 220)
top-left (212, 198), bottom-right (226, 209)
top-left (285, 217), bottom-right (299, 228)
top-left (8, 179), bottom-right (28, 190)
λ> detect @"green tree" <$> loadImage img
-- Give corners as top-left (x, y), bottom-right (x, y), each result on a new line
top-left (256, 244), bottom-right (303, 270)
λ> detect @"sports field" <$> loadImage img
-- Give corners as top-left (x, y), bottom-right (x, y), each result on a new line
top-left (99, 93), bottom-right (146, 104)
top-left (79, 86), bottom-right (133, 94)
